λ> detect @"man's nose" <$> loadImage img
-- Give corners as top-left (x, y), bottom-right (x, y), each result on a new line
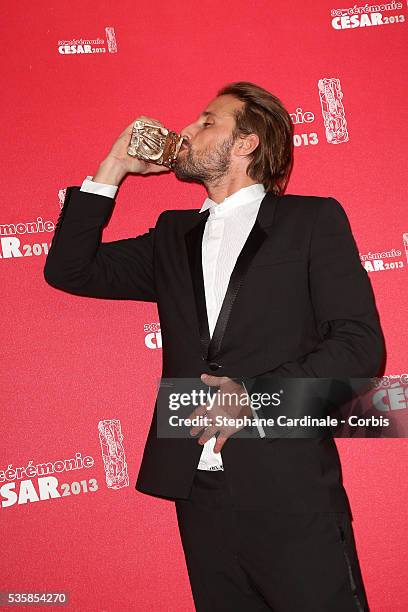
top-left (180, 123), bottom-right (196, 143)
top-left (180, 130), bottom-right (191, 141)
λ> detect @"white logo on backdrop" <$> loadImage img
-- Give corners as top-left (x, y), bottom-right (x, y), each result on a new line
top-left (144, 323), bottom-right (162, 349)
top-left (98, 420), bottom-right (129, 490)
top-left (288, 107), bottom-right (319, 148)
top-left (402, 233), bottom-right (408, 264)
top-left (359, 234), bottom-right (408, 273)
top-left (58, 188), bottom-right (66, 208)
top-left (372, 374), bottom-right (408, 412)
top-left (0, 422), bottom-right (131, 509)
top-left (0, 452), bottom-right (96, 509)
top-left (318, 78), bottom-right (349, 144)
top-left (330, 3), bottom-right (406, 29)
top-left (58, 26), bottom-right (118, 55)
top-left (0, 217), bottom-right (55, 261)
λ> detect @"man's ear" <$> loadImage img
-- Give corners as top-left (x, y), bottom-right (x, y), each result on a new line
top-left (235, 133), bottom-right (259, 157)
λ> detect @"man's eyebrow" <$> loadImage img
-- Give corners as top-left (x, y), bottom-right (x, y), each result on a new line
top-left (199, 111), bottom-right (217, 119)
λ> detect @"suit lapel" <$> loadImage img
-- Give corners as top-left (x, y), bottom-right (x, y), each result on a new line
top-left (184, 190), bottom-right (279, 361)
top-left (184, 209), bottom-right (212, 358)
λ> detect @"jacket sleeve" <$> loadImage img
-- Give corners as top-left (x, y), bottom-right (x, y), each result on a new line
top-left (43, 186), bottom-right (160, 302)
top-left (241, 197), bottom-right (386, 431)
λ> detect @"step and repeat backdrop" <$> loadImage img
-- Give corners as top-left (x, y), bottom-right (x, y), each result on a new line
top-left (1, 1), bottom-right (407, 610)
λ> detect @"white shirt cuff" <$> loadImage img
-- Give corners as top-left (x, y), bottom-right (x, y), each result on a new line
top-left (80, 176), bottom-right (118, 199)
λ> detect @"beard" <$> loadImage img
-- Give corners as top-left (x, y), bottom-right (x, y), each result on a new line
top-left (173, 133), bottom-right (237, 185)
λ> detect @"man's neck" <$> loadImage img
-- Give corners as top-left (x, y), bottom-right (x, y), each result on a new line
top-left (205, 177), bottom-right (260, 204)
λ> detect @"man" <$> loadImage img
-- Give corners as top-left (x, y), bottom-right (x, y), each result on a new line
top-left (44, 81), bottom-right (385, 611)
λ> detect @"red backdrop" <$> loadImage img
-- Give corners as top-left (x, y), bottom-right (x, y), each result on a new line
top-left (1, 1), bottom-right (407, 610)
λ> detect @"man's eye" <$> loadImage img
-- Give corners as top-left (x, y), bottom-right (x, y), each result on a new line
top-left (202, 123), bottom-right (212, 127)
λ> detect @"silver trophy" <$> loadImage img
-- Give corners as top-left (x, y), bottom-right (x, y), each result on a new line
top-left (127, 120), bottom-right (185, 168)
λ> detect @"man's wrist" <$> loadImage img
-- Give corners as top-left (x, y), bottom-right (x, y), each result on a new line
top-left (93, 157), bottom-right (127, 186)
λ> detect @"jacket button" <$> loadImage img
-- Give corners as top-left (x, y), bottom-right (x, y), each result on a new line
top-left (209, 362), bottom-right (221, 371)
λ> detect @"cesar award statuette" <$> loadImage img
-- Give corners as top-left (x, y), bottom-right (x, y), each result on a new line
top-left (127, 120), bottom-right (185, 168)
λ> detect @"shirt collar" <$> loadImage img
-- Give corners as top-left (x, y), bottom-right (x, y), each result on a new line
top-left (199, 183), bottom-right (266, 215)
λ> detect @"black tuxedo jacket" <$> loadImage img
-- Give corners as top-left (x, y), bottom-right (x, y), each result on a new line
top-left (44, 186), bottom-right (385, 512)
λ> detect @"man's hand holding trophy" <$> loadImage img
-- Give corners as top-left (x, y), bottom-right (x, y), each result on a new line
top-left (92, 116), bottom-right (185, 186)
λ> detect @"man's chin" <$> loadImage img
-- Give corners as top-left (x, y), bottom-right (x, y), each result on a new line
top-left (173, 164), bottom-right (203, 185)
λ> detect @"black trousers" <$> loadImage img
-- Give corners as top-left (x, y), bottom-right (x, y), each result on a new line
top-left (175, 469), bottom-right (369, 612)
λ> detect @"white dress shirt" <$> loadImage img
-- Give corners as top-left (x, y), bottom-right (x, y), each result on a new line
top-left (80, 177), bottom-right (266, 470)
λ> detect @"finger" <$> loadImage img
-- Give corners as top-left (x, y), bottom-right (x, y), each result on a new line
top-left (143, 164), bottom-right (172, 174)
top-left (136, 115), bottom-right (164, 127)
top-left (190, 418), bottom-right (211, 437)
top-left (190, 424), bottom-right (205, 437)
top-left (198, 426), bottom-right (219, 445)
top-left (124, 117), bottom-right (164, 137)
top-left (190, 405), bottom-right (212, 436)
top-left (213, 435), bottom-right (228, 453)
top-left (201, 373), bottom-right (229, 386)
top-left (188, 402), bottom-right (210, 420)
